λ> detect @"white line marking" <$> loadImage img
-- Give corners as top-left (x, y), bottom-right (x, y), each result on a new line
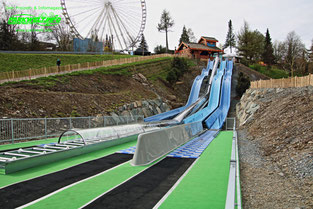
top-left (152, 157), bottom-right (200, 209)
top-left (79, 157), bottom-right (167, 209)
top-left (17, 160), bottom-right (131, 209)
top-left (0, 147), bottom-right (135, 190)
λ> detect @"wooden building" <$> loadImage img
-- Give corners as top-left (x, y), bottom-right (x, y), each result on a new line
top-left (175, 36), bottom-right (223, 60)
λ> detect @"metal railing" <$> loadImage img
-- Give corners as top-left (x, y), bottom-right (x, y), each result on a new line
top-left (0, 115), bottom-right (144, 144)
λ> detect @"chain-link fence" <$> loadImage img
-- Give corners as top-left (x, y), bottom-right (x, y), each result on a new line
top-left (0, 115), bottom-right (144, 144)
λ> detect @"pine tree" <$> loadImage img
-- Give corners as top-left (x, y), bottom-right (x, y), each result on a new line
top-left (136, 34), bottom-right (149, 55)
top-left (224, 20), bottom-right (236, 53)
top-left (139, 34), bottom-right (148, 51)
top-left (157, 10), bottom-right (175, 52)
top-left (262, 29), bottom-right (275, 67)
top-left (179, 26), bottom-right (189, 44)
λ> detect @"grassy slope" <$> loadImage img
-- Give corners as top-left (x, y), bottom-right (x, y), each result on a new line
top-left (249, 64), bottom-right (289, 79)
top-left (1, 57), bottom-right (172, 87)
top-left (0, 53), bottom-right (133, 72)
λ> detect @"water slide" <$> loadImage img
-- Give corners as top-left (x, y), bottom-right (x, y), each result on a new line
top-left (144, 60), bottom-right (215, 122)
top-left (204, 60), bottom-right (233, 129)
top-left (183, 60), bottom-right (227, 124)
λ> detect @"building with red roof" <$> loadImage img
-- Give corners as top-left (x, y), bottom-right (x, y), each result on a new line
top-left (175, 36), bottom-right (223, 60)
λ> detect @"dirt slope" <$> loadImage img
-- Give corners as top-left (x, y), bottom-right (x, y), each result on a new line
top-left (236, 86), bottom-right (313, 208)
top-left (0, 60), bottom-right (202, 118)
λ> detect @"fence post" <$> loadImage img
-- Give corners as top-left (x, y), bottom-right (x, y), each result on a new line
top-left (12, 70), bottom-right (15, 79)
top-left (11, 118), bottom-right (14, 144)
top-left (103, 116), bottom-right (106, 127)
top-left (44, 67), bottom-right (47, 75)
top-left (88, 116), bottom-right (91, 128)
top-left (44, 118), bottom-right (47, 138)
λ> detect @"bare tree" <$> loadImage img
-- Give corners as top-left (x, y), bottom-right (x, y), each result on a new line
top-left (273, 40), bottom-right (286, 64)
top-left (157, 10), bottom-right (174, 52)
top-left (187, 28), bottom-right (196, 42)
top-left (284, 31), bottom-right (305, 76)
top-left (44, 19), bottom-right (73, 51)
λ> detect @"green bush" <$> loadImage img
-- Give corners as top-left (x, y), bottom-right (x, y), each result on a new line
top-left (166, 70), bottom-right (177, 83)
top-left (166, 57), bottom-right (190, 84)
top-left (236, 72), bottom-right (250, 97)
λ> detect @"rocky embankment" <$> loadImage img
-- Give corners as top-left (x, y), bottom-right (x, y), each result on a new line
top-left (111, 98), bottom-right (170, 119)
top-left (236, 86), bottom-right (313, 209)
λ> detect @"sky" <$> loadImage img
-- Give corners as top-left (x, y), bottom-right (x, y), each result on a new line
top-left (4, 0), bottom-right (313, 51)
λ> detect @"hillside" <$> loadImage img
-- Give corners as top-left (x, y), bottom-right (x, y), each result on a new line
top-left (0, 53), bottom-right (132, 72)
top-left (236, 86), bottom-right (313, 208)
top-left (0, 58), bottom-right (201, 118)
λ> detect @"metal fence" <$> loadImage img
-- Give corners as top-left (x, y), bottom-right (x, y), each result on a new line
top-left (225, 117), bottom-right (236, 130)
top-left (0, 115), bottom-right (144, 144)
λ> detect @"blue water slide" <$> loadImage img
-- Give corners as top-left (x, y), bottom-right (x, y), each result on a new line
top-left (205, 60), bottom-right (233, 129)
top-left (183, 60), bottom-right (227, 124)
top-left (144, 60), bottom-right (214, 122)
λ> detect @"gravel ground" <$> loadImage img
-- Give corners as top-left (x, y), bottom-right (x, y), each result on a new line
top-left (238, 129), bottom-right (312, 209)
top-left (237, 87), bottom-right (313, 209)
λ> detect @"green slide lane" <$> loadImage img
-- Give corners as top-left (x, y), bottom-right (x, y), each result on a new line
top-left (159, 131), bottom-right (233, 209)
top-left (0, 137), bottom-right (59, 151)
top-left (26, 161), bottom-right (150, 209)
top-left (0, 137), bottom-right (137, 188)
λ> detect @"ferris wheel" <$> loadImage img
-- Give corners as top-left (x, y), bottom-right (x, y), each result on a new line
top-left (60, 0), bottom-right (147, 50)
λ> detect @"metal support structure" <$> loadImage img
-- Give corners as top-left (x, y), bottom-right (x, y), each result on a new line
top-left (1, 115), bottom-right (144, 144)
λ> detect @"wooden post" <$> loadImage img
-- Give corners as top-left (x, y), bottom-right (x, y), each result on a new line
top-left (270, 79), bottom-right (273, 88)
top-left (12, 70), bottom-right (15, 79)
top-left (29, 69), bottom-right (31, 80)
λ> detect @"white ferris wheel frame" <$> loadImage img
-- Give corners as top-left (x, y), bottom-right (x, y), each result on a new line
top-left (60, 0), bottom-right (147, 50)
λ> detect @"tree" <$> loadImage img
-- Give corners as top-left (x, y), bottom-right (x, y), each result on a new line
top-left (262, 29), bottom-right (275, 67)
top-left (273, 40), bottom-right (286, 64)
top-left (237, 21), bottom-right (264, 62)
top-left (187, 28), bottom-right (196, 42)
top-left (0, 1), bottom-right (22, 50)
top-left (224, 20), bottom-right (236, 53)
top-left (44, 19), bottom-right (73, 51)
top-left (157, 10), bottom-right (174, 52)
top-left (154, 45), bottom-right (166, 54)
top-left (137, 34), bottom-right (149, 55)
top-left (179, 25), bottom-right (189, 44)
top-left (284, 31), bottom-right (305, 76)
top-left (237, 21), bottom-right (251, 60)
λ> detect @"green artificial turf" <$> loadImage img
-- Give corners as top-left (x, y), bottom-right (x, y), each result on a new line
top-left (159, 131), bottom-right (233, 209)
top-left (0, 137), bottom-right (137, 188)
top-left (0, 137), bottom-right (61, 151)
top-left (26, 161), bottom-right (149, 209)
